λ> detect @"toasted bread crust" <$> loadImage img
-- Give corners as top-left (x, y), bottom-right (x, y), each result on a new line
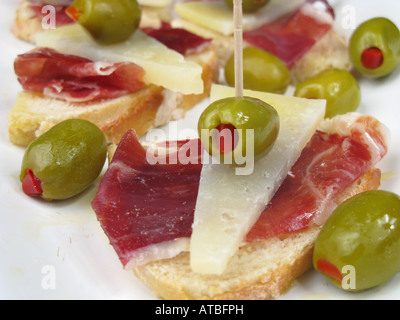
top-left (12, 0), bottom-right (43, 43)
top-left (132, 168), bottom-right (381, 300)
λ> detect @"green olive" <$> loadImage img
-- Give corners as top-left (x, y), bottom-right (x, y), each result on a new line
top-left (313, 190), bottom-right (400, 292)
top-left (225, 47), bottom-right (290, 94)
top-left (349, 17), bottom-right (400, 78)
top-left (294, 68), bottom-right (361, 119)
top-left (198, 96), bottom-right (279, 165)
top-left (20, 119), bottom-right (107, 201)
top-left (68, 0), bottom-right (142, 45)
top-left (224, 0), bottom-right (270, 13)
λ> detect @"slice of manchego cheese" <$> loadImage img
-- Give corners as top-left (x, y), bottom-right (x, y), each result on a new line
top-left (190, 84), bottom-right (326, 275)
top-left (35, 24), bottom-right (204, 95)
top-left (139, 0), bottom-right (171, 7)
top-left (174, 0), bottom-right (306, 36)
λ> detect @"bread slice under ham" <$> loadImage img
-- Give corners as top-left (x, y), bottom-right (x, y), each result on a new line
top-left (132, 168), bottom-right (381, 300)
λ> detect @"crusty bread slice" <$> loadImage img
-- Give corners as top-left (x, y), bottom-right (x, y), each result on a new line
top-left (172, 18), bottom-right (352, 85)
top-left (132, 168), bottom-right (381, 300)
top-left (8, 45), bottom-right (219, 147)
top-left (12, 0), bottom-right (173, 43)
top-left (290, 29), bottom-right (352, 85)
top-left (12, 0), bottom-right (41, 44)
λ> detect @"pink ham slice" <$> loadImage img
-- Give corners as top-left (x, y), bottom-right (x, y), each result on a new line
top-left (243, 0), bottom-right (335, 68)
top-left (92, 132), bottom-right (203, 267)
top-left (14, 26), bottom-right (211, 103)
top-left (246, 115), bottom-right (388, 241)
top-left (15, 48), bottom-right (145, 103)
top-left (91, 114), bottom-right (388, 268)
top-left (141, 23), bottom-right (212, 56)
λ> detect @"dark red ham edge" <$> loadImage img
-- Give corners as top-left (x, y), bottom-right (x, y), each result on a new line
top-left (141, 23), bottom-right (212, 56)
top-left (243, 0), bottom-right (334, 68)
top-left (91, 115), bottom-right (388, 268)
top-left (30, 5), bottom-right (74, 27)
top-left (15, 48), bottom-right (145, 103)
top-left (246, 127), bottom-right (379, 241)
top-left (92, 132), bottom-right (203, 266)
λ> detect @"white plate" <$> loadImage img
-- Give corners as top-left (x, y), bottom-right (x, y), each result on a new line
top-left (1, 0), bottom-right (400, 300)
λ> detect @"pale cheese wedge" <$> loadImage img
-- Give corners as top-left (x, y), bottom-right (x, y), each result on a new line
top-left (35, 24), bottom-right (204, 95)
top-left (190, 84), bottom-right (326, 275)
top-left (174, 0), bottom-right (306, 36)
top-left (139, 0), bottom-right (171, 7)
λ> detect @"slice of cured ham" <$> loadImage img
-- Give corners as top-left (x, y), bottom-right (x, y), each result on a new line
top-left (15, 48), bottom-right (145, 103)
top-left (141, 23), bottom-right (212, 56)
top-left (18, 26), bottom-right (210, 102)
top-left (35, 25), bottom-right (204, 95)
top-left (246, 114), bottom-right (389, 242)
top-left (243, 0), bottom-right (334, 67)
top-left (174, 0), bottom-right (334, 67)
top-left (92, 132), bottom-right (203, 267)
top-left (91, 113), bottom-right (388, 270)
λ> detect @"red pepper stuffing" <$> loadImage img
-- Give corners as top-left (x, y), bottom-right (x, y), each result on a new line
top-left (362, 47), bottom-right (384, 69)
top-left (65, 5), bottom-right (82, 22)
top-left (216, 123), bottom-right (237, 154)
top-left (22, 169), bottom-right (43, 197)
top-left (316, 259), bottom-right (343, 282)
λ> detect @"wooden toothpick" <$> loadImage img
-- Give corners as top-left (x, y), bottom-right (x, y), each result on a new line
top-left (233, 0), bottom-right (244, 98)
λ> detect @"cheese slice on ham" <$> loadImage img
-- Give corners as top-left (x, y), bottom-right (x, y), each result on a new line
top-left (174, 0), bottom-right (306, 35)
top-left (35, 24), bottom-right (204, 94)
top-left (189, 84), bottom-right (326, 275)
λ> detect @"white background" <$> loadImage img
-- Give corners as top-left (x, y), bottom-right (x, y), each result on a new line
top-left (1, 0), bottom-right (400, 300)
